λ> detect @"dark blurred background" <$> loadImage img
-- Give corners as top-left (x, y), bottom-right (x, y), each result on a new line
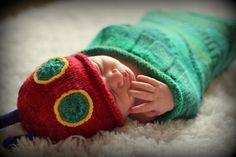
top-left (0, 0), bottom-right (235, 20)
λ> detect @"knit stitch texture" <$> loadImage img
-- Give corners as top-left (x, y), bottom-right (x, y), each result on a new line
top-left (17, 54), bottom-right (124, 141)
top-left (82, 11), bottom-right (236, 122)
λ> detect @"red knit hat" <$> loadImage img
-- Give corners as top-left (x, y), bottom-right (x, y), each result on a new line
top-left (17, 53), bottom-right (124, 141)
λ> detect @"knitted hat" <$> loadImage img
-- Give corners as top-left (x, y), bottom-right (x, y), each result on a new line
top-left (16, 53), bottom-right (124, 141)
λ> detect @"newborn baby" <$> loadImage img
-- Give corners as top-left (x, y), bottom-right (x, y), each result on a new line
top-left (89, 55), bottom-right (174, 123)
top-left (1, 11), bottom-right (235, 143)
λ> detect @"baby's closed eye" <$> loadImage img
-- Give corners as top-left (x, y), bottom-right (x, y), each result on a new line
top-left (91, 61), bottom-right (102, 74)
top-left (109, 88), bottom-right (118, 102)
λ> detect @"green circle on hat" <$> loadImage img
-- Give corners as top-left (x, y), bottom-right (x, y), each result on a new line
top-left (54, 90), bottom-right (94, 127)
top-left (34, 57), bottom-right (68, 84)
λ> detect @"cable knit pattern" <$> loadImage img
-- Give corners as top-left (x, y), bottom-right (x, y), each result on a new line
top-left (82, 11), bottom-right (236, 122)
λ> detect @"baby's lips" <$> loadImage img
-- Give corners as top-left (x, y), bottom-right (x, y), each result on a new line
top-left (125, 70), bottom-right (136, 86)
top-left (122, 70), bottom-right (129, 79)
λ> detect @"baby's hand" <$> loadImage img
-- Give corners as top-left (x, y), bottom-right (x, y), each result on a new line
top-left (128, 75), bottom-right (174, 119)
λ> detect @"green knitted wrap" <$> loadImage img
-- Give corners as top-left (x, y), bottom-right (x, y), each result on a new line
top-left (81, 11), bottom-right (236, 122)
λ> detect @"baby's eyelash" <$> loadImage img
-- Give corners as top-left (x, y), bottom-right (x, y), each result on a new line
top-left (97, 63), bottom-right (103, 74)
top-left (109, 88), bottom-right (117, 102)
top-left (92, 61), bottom-right (103, 74)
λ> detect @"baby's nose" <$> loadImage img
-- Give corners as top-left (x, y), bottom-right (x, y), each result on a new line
top-left (108, 69), bottom-right (124, 88)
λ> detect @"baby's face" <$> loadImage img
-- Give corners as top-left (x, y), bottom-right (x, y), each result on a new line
top-left (89, 55), bottom-right (136, 119)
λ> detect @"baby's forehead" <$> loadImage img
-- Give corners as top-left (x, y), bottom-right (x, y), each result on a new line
top-left (88, 55), bottom-right (111, 60)
top-left (88, 56), bottom-right (103, 66)
top-left (88, 55), bottom-right (103, 62)
top-left (88, 55), bottom-right (121, 63)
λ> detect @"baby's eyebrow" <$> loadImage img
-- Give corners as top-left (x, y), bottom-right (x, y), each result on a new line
top-left (91, 60), bottom-right (102, 74)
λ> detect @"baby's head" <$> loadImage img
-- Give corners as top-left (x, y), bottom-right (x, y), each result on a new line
top-left (17, 53), bottom-right (135, 141)
top-left (89, 55), bottom-right (136, 118)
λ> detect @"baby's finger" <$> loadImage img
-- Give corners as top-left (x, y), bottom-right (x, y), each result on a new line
top-left (128, 89), bottom-right (156, 101)
top-left (137, 75), bottom-right (165, 87)
top-left (131, 81), bottom-right (155, 92)
top-left (143, 111), bottom-right (160, 118)
top-left (128, 103), bottom-right (153, 113)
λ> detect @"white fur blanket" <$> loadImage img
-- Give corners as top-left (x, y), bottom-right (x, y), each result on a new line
top-left (0, 1), bottom-right (235, 157)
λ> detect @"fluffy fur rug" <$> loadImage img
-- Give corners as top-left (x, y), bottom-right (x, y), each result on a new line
top-left (0, 1), bottom-right (235, 157)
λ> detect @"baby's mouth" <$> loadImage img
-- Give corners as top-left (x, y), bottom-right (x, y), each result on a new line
top-left (123, 70), bottom-right (136, 90)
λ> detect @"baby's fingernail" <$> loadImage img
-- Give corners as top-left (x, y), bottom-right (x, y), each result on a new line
top-left (128, 90), bottom-right (132, 96)
top-left (128, 108), bottom-right (134, 113)
top-left (137, 75), bottom-right (142, 78)
top-left (128, 89), bottom-right (134, 94)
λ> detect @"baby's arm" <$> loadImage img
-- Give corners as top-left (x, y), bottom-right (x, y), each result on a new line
top-left (128, 75), bottom-right (174, 123)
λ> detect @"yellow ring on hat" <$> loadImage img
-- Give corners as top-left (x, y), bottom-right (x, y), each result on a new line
top-left (54, 89), bottom-right (94, 127)
top-left (33, 57), bottom-right (69, 84)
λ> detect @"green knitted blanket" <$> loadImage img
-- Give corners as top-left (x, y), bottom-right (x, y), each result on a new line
top-left (81, 11), bottom-right (236, 122)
